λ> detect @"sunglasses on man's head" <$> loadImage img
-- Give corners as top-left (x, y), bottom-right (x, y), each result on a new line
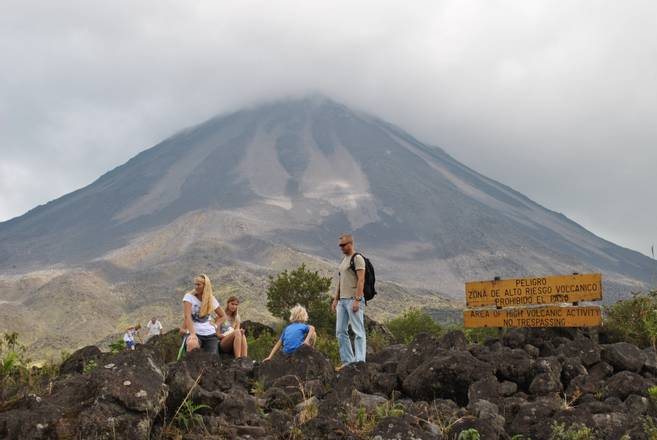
top-left (339, 242), bottom-right (352, 248)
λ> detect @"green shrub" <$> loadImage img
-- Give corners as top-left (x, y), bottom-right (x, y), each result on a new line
top-left (604, 290), bottom-right (657, 348)
top-left (367, 330), bottom-right (391, 353)
top-left (0, 332), bottom-right (60, 404)
top-left (385, 308), bottom-right (443, 344)
top-left (247, 333), bottom-right (277, 362)
top-left (83, 359), bottom-right (97, 374)
top-left (174, 400), bottom-right (209, 432)
top-left (550, 421), bottom-right (594, 440)
top-left (458, 428), bottom-right (481, 440)
top-left (109, 338), bottom-right (127, 353)
top-left (315, 335), bottom-right (341, 367)
top-left (0, 333), bottom-right (29, 379)
top-left (644, 416), bottom-right (657, 440)
top-left (266, 264), bottom-right (335, 334)
top-left (648, 385), bottom-right (657, 404)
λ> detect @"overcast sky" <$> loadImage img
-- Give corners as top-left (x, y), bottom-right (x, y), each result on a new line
top-left (1, 1), bottom-right (655, 256)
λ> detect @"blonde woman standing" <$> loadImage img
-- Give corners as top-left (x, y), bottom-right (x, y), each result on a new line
top-left (219, 296), bottom-right (248, 358)
top-left (182, 274), bottom-right (226, 354)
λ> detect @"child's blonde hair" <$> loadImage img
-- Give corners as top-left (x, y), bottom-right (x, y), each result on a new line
top-left (289, 304), bottom-right (309, 322)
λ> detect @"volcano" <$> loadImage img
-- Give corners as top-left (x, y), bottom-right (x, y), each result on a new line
top-left (2, 94), bottom-right (653, 293)
top-left (0, 95), bottom-right (654, 354)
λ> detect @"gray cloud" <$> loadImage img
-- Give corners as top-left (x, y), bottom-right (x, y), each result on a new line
top-left (1, 0), bottom-right (656, 256)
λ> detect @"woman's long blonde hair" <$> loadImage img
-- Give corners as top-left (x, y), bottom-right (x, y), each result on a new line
top-left (195, 274), bottom-right (216, 318)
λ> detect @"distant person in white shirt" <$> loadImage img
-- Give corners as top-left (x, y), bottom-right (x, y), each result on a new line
top-left (182, 274), bottom-right (226, 354)
top-left (146, 317), bottom-right (163, 340)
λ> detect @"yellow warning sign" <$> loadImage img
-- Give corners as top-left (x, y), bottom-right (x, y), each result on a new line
top-left (463, 305), bottom-right (602, 328)
top-left (465, 273), bottom-right (602, 308)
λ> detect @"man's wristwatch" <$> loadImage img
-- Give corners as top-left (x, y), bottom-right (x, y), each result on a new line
top-left (355, 297), bottom-right (362, 302)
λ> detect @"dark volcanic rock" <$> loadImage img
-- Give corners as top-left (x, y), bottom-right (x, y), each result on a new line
top-left (402, 350), bottom-right (491, 405)
top-left (558, 334), bottom-right (601, 367)
top-left (372, 414), bottom-right (442, 440)
top-left (301, 415), bottom-right (357, 440)
top-left (59, 345), bottom-right (104, 375)
top-left (602, 342), bottom-right (647, 372)
top-left (604, 371), bottom-right (652, 400)
top-left (0, 346), bottom-right (167, 440)
top-left (439, 330), bottom-right (468, 351)
top-left (258, 344), bottom-right (335, 388)
top-left (396, 333), bottom-right (444, 380)
top-left (240, 320), bottom-right (275, 339)
top-left (146, 328), bottom-right (184, 363)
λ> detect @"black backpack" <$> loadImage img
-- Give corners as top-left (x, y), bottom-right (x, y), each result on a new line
top-left (350, 253), bottom-right (377, 302)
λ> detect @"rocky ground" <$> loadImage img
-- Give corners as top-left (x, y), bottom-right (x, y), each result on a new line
top-left (2, 325), bottom-right (657, 439)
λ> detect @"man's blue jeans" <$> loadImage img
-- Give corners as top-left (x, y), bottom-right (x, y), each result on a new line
top-left (336, 298), bottom-right (366, 364)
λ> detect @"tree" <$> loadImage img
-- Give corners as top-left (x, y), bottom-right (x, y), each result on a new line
top-left (266, 264), bottom-right (334, 333)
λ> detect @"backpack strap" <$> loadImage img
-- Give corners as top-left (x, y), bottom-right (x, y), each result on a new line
top-left (349, 253), bottom-right (363, 273)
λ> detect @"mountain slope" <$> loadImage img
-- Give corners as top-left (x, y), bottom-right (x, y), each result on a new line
top-left (1, 95), bottom-right (653, 299)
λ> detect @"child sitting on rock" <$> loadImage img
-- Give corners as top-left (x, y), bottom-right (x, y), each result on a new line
top-left (264, 304), bottom-right (316, 361)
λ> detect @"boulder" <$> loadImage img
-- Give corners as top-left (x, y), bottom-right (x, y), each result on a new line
top-left (240, 320), bottom-right (275, 339)
top-left (59, 345), bottom-right (104, 376)
top-left (448, 416), bottom-right (504, 440)
top-left (396, 333), bottom-right (444, 380)
top-left (529, 373), bottom-right (563, 395)
top-left (334, 362), bottom-right (373, 398)
top-left (0, 346), bottom-right (168, 440)
top-left (478, 347), bottom-right (534, 387)
top-left (368, 344), bottom-right (407, 366)
top-left (625, 394), bottom-right (650, 415)
top-left (604, 371), bottom-right (651, 400)
top-left (558, 334), bottom-right (601, 367)
top-left (372, 414), bottom-right (442, 440)
top-left (258, 345), bottom-right (335, 388)
top-left (644, 347), bottom-right (657, 375)
top-left (439, 330), bottom-right (468, 351)
top-left (166, 351), bottom-right (254, 413)
top-left (508, 395), bottom-right (562, 439)
top-left (402, 350), bottom-right (491, 405)
top-left (468, 375), bottom-right (517, 405)
top-left (602, 342), bottom-right (647, 372)
top-left (561, 357), bottom-right (588, 388)
top-left (467, 399), bottom-right (506, 434)
top-left (300, 415), bottom-right (357, 440)
top-left (503, 328), bottom-right (527, 349)
top-left (145, 328), bottom-right (184, 363)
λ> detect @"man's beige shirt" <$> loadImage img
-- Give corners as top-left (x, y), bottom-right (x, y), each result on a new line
top-left (338, 254), bottom-right (365, 299)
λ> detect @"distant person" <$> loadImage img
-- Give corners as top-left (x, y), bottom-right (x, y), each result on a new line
top-left (182, 274), bottom-right (226, 354)
top-left (331, 233), bottom-right (366, 367)
top-left (124, 326), bottom-right (137, 350)
top-left (146, 317), bottom-right (163, 340)
top-left (219, 296), bottom-right (248, 358)
top-left (263, 304), bottom-right (316, 361)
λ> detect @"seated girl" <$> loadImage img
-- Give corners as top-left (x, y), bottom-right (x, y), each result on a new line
top-left (182, 274), bottom-right (226, 354)
top-left (219, 296), bottom-right (248, 358)
top-left (264, 304), bottom-right (316, 361)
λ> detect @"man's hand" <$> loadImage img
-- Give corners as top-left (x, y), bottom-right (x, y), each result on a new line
top-left (331, 298), bottom-right (338, 314)
top-left (263, 356), bottom-right (272, 362)
top-left (352, 300), bottom-right (360, 313)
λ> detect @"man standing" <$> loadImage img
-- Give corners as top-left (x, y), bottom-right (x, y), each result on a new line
top-left (146, 317), bottom-right (163, 341)
top-left (331, 233), bottom-right (366, 367)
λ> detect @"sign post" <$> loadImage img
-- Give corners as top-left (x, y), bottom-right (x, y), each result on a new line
top-left (463, 273), bottom-right (603, 328)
